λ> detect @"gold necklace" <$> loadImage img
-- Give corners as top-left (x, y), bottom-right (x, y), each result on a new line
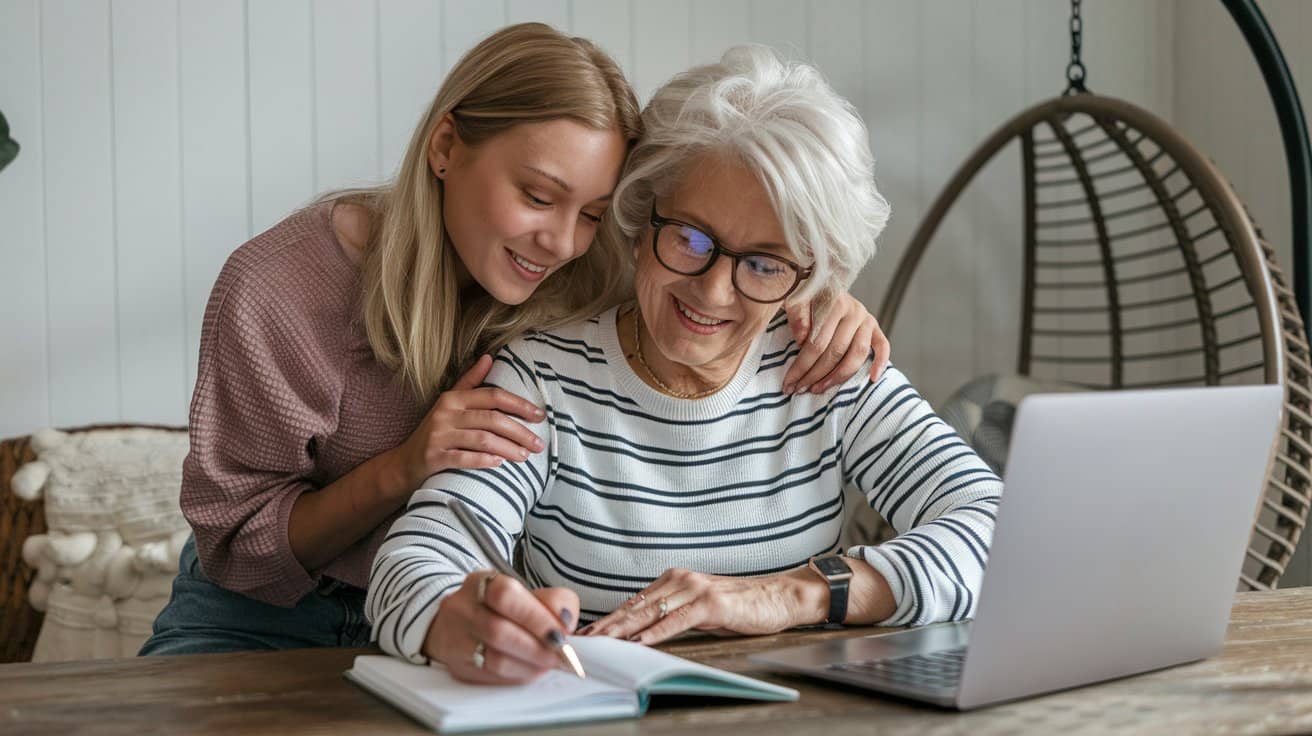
top-left (631, 309), bottom-right (730, 400)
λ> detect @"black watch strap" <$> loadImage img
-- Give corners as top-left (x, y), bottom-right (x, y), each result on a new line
top-left (826, 576), bottom-right (849, 625)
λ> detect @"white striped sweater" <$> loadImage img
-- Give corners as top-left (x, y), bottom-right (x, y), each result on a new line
top-left (367, 306), bottom-right (1004, 663)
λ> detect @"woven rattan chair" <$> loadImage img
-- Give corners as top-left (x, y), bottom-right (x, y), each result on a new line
top-left (1, 433), bottom-right (44, 663)
top-left (877, 93), bottom-right (1312, 590)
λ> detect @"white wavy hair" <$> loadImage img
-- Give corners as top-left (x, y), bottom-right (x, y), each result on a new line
top-left (608, 44), bottom-right (890, 323)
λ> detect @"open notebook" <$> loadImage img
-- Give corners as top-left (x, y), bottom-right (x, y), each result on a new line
top-left (346, 635), bottom-right (799, 733)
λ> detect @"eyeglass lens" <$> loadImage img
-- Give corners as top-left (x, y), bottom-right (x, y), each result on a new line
top-left (655, 223), bottom-right (798, 302)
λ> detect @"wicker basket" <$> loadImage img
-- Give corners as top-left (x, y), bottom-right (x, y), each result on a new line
top-left (1, 434), bottom-right (43, 663)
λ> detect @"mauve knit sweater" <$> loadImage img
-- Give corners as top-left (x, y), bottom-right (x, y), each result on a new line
top-left (182, 201), bottom-right (425, 607)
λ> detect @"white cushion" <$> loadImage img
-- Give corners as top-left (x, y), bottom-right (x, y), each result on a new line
top-left (938, 373), bottom-right (1088, 474)
top-left (18, 427), bottom-right (189, 662)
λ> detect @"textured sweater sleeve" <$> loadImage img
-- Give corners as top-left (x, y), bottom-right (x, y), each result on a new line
top-left (367, 346), bottom-right (552, 663)
top-left (181, 257), bottom-right (343, 607)
top-left (839, 366), bottom-right (1004, 626)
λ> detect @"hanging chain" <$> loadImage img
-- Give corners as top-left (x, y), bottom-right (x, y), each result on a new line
top-left (1065, 0), bottom-right (1088, 94)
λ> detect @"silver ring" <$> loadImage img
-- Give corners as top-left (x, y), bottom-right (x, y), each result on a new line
top-left (471, 641), bottom-right (486, 669)
top-left (477, 571), bottom-right (498, 606)
top-left (658, 598), bottom-right (669, 618)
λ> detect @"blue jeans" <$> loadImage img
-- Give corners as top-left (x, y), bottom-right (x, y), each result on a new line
top-left (138, 536), bottom-right (372, 656)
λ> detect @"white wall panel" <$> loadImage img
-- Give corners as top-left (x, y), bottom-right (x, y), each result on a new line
top-left (111, 0), bottom-right (187, 425)
top-left (250, 0), bottom-right (315, 234)
top-left (313, 0), bottom-right (381, 190)
top-left (915, 1), bottom-right (976, 405)
top-left (572, 0), bottom-right (632, 77)
top-left (0, 0), bottom-right (49, 439)
top-left (632, 0), bottom-right (690, 103)
top-left (690, 0), bottom-right (749, 66)
top-left (442, 0), bottom-right (506, 71)
top-left (180, 1), bottom-right (249, 394)
top-left (971, 0), bottom-right (1025, 376)
top-left (749, 0), bottom-right (807, 61)
top-left (41, 0), bottom-right (119, 427)
top-left (507, 0), bottom-right (569, 30)
top-left (808, 0), bottom-right (864, 109)
top-left (379, 0), bottom-right (442, 179)
top-left (862, 0), bottom-right (924, 387)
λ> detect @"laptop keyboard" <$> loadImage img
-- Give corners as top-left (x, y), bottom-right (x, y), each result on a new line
top-left (825, 646), bottom-right (967, 690)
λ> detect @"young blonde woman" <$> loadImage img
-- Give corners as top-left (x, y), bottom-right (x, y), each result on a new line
top-left (140, 23), bottom-right (890, 655)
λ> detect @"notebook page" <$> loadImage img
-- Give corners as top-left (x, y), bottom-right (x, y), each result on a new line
top-left (350, 654), bottom-right (634, 724)
top-left (567, 635), bottom-right (796, 700)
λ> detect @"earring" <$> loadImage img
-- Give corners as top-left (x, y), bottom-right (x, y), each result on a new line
top-left (437, 166), bottom-right (447, 177)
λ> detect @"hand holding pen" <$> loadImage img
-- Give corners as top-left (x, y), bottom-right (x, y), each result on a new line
top-left (421, 498), bottom-right (586, 684)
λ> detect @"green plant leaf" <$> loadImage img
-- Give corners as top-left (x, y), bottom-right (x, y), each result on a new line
top-left (0, 110), bottom-right (17, 172)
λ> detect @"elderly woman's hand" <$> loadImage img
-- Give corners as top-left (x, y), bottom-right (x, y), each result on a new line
top-left (783, 293), bottom-right (890, 394)
top-left (580, 568), bottom-right (822, 645)
top-left (423, 570), bottom-right (580, 684)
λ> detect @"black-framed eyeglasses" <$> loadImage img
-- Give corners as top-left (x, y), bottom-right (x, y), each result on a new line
top-left (649, 206), bottom-right (813, 304)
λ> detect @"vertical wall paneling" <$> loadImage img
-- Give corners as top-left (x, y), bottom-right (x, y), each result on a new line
top-left (862, 0), bottom-right (924, 388)
top-left (442, 0), bottom-right (507, 71)
top-left (0, 0), bottom-right (49, 438)
top-left (971, 0), bottom-right (1025, 377)
top-left (808, 0), bottom-right (864, 110)
top-left (313, 0), bottom-right (381, 191)
top-left (378, 0), bottom-right (443, 180)
top-left (632, 0), bottom-right (691, 103)
top-left (180, 1), bottom-right (250, 395)
top-left (111, 0), bottom-right (187, 425)
top-left (249, 0), bottom-right (314, 234)
top-left (41, 0), bottom-right (119, 426)
top-left (749, 0), bottom-right (808, 61)
top-left (809, 0), bottom-right (875, 359)
top-left (917, 1), bottom-right (976, 405)
top-left (572, 0), bottom-right (633, 78)
top-left (506, 0), bottom-right (569, 31)
top-left (690, 0), bottom-right (750, 66)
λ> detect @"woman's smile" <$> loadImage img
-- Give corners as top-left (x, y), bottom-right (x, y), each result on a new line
top-left (671, 295), bottom-right (733, 334)
top-left (507, 248), bottom-right (550, 282)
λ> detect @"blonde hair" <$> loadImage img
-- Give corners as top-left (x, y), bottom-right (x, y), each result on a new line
top-left (608, 45), bottom-right (889, 326)
top-left (338, 23), bottom-right (640, 404)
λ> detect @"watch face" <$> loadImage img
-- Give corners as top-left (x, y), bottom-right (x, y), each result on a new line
top-left (812, 555), bottom-right (851, 577)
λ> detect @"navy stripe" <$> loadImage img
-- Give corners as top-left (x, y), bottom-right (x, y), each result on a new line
top-left (555, 445), bottom-right (841, 500)
top-left (397, 581), bottom-right (459, 656)
top-left (530, 494), bottom-right (840, 540)
top-left (524, 331), bottom-right (605, 357)
top-left (913, 470), bottom-right (1002, 526)
top-left (528, 502), bottom-right (844, 551)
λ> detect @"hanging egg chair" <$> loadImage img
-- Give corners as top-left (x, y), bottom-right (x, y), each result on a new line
top-left (874, 90), bottom-right (1311, 590)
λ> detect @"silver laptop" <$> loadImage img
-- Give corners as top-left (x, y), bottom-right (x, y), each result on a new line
top-left (750, 384), bottom-right (1284, 710)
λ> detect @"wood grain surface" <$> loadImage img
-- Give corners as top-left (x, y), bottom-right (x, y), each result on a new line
top-left (3, 588), bottom-right (1310, 736)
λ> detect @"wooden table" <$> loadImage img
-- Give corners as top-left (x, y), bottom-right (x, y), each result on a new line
top-left (4, 588), bottom-right (1312, 735)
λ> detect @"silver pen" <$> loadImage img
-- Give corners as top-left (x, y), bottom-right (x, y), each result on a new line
top-left (447, 498), bottom-right (587, 679)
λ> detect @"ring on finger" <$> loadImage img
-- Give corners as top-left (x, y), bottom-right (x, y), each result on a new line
top-left (657, 598), bottom-right (669, 618)
top-left (471, 640), bottom-right (486, 669)
top-left (477, 571), bottom-right (499, 606)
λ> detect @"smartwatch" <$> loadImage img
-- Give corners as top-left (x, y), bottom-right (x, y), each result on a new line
top-left (807, 554), bottom-right (853, 625)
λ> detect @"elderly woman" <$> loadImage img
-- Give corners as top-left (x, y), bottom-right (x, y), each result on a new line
top-left (366, 46), bottom-right (1002, 684)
